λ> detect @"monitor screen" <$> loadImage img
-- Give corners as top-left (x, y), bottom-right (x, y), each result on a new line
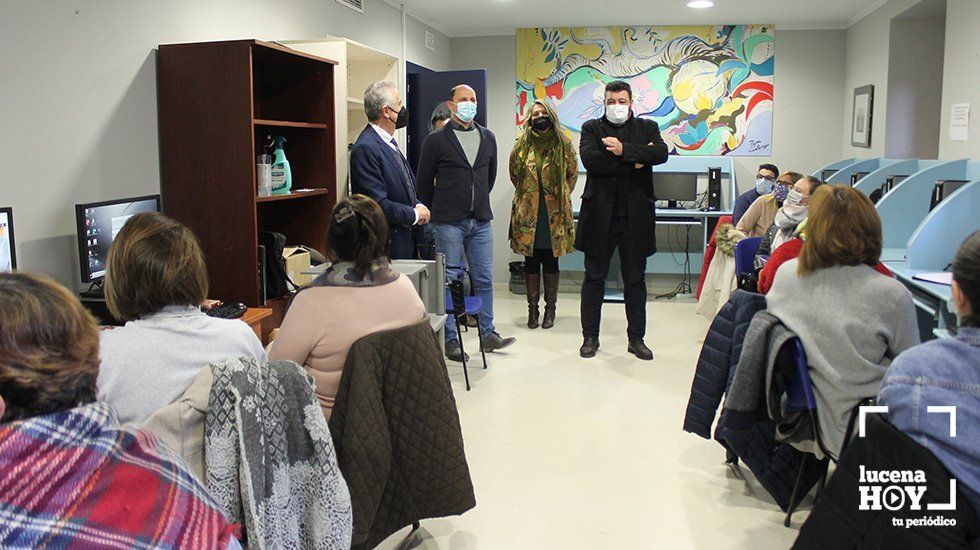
top-left (885, 175), bottom-right (908, 191)
top-left (0, 207), bottom-right (15, 272)
top-left (821, 170), bottom-right (837, 182)
top-left (850, 172), bottom-right (869, 185)
top-left (655, 172), bottom-right (698, 203)
top-left (76, 195), bottom-right (160, 283)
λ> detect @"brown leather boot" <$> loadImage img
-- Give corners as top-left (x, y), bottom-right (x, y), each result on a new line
top-left (525, 273), bottom-right (541, 328)
top-left (542, 272), bottom-right (559, 329)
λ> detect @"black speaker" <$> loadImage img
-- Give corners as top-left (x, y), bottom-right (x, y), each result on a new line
top-left (707, 167), bottom-right (722, 211)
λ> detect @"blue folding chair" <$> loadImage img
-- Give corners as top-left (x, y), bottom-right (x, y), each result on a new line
top-left (446, 276), bottom-right (487, 391)
top-left (777, 337), bottom-right (832, 527)
top-left (733, 237), bottom-right (762, 283)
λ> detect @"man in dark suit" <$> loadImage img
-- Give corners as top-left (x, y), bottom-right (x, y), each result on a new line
top-left (417, 84), bottom-right (516, 362)
top-left (576, 80), bottom-right (669, 361)
top-left (350, 80), bottom-right (429, 259)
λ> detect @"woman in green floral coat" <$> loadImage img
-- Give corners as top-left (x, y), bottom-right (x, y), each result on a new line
top-left (509, 99), bottom-right (577, 329)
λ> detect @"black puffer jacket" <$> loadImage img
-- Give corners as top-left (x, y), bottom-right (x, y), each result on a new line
top-left (683, 290), bottom-right (767, 438)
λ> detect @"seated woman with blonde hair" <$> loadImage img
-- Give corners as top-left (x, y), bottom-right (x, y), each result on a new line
top-left (0, 272), bottom-right (237, 549)
top-left (97, 212), bottom-right (266, 427)
top-left (767, 184), bottom-right (920, 457)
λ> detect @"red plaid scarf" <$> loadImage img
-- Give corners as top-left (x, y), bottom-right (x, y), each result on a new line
top-left (0, 403), bottom-right (237, 549)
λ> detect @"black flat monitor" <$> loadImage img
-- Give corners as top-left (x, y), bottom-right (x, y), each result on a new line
top-left (0, 207), bottom-right (15, 272)
top-left (850, 172), bottom-right (869, 185)
top-left (821, 169), bottom-right (837, 182)
top-left (885, 175), bottom-right (908, 192)
top-left (655, 172), bottom-right (698, 208)
top-left (929, 180), bottom-right (970, 212)
top-left (75, 195), bottom-right (161, 283)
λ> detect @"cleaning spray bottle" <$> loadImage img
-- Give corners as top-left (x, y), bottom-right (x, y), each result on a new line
top-left (270, 135), bottom-right (292, 195)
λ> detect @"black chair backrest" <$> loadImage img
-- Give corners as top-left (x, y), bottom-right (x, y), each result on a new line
top-left (448, 279), bottom-right (466, 316)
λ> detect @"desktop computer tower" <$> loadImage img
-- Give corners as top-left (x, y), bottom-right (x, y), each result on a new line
top-left (707, 167), bottom-right (722, 211)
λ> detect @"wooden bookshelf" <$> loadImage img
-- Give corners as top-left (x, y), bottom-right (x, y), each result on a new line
top-left (157, 39), bottom-right (338, 328)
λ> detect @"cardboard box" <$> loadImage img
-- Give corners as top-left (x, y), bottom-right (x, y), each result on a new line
top-left (283, 246), bottom-right (312, 287)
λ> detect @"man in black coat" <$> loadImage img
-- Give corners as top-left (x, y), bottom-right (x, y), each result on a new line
top-left (576, 80), bottom-right (669, 360)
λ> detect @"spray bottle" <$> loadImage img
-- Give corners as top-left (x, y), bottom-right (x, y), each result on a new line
top-left (270, 135), bottom-right (292, 195)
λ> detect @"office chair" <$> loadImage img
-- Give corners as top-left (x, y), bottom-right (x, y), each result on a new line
top-left (775, 337), bottom-right (832, 527)
top-left (446, 273), bottom-right (488, 391)
top-left (734, 237), bottom-right (762, 285)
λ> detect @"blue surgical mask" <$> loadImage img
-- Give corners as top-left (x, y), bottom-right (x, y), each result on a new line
top-left (773, 184), bottom-right (790, 203)
top-left (455, 101), bottom-right (477, 123)
top-left (755, 178), bottom-right (773, 195)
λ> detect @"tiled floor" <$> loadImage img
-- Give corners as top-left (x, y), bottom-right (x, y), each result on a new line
top-left (377, 291), bottom-right (807, 550)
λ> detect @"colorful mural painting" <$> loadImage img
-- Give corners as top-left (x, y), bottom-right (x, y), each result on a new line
top-left (516, 26), bottom-right (775, 158)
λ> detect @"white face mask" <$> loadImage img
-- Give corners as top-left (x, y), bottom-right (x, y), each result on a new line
top-left (785, 189), bottom-right (805, 206)
top-left (605, 104), bottom-right (630, 124)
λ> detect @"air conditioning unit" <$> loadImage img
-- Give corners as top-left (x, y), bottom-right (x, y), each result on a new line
top-left (336, 0), bottom-right (363, 14)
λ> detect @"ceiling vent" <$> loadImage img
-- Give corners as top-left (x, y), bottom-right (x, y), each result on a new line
top-left (426, 31), bottom-right (436, 51)
top-left (336, 0), bottom-right (363, 14)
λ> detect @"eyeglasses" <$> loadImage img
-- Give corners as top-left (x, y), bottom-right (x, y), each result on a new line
top-left (777, 180), bottom-right (794, 186)
top-left (756, 174), bottom-right (776, 181)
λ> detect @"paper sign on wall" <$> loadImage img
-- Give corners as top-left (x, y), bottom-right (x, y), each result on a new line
top-left (950, 103), bottom-right (970, 142)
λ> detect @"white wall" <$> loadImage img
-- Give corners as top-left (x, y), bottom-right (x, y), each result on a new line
top-left (0, 0), bottom-right (450, 287)
top-left (841, 0), bottom-right (921, 158)
top-left (884, 14), bottom-right (946, 159)
top-left (938, 0), bottom-right (980, 159)
top-left (450, 30), bottom-right (847, 282)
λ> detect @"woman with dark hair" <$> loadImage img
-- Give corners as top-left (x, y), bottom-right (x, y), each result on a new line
top-left (98, 212), bottom-right (265, 426)
top-left (0, 272), bottom-right (236, 549)
top-left (509, 99), bottom-right (577, 329)
top-left (767, 185), bottom-right (920, 457)
top-left (879, 231), bottom-right (980, 511)
top-left (269, 194), bottom-right (426, 419)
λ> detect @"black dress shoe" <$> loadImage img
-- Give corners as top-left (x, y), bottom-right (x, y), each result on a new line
top-left (445, 340), bottom-right (469, 363)
top-left (580, 336), bottom-right (599, 358)
top-left (627, 339), bottom-right (654, 361)
top-left (481, 332), bottom-right (516, 352)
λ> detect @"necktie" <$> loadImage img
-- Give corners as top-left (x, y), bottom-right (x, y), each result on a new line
top-left (389, 138), bottom-right (416, 204)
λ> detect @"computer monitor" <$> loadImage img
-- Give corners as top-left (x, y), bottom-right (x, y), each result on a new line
top-left (655, 172), bottom-right (698, 208)
top-left (821, 170), bottom-right (838, 182)
top-left (0, 207), bottom-right (15, 272)
top-left (850, 172), bottom-right (869, 185)
top-left (929, 180), bottom-right (970, 212)
top-left (75, 195), bottom-right (161, 283)
top-left (885, 175), bottom-right (908, 192)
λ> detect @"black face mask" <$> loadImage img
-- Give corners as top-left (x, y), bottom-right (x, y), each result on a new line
top-left (531, 117), bottom-right (553, 132)
top-left (388, 105), bottom-right (409, 130)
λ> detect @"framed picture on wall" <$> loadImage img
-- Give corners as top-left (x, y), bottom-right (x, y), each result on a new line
top-left (851, 85), bottom-right (874, 148)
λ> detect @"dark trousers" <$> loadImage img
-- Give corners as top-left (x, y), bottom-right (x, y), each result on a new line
top-left (524, 249), bottom-right (559, 275)
top-left (580, 216), bottom-right (648, 340)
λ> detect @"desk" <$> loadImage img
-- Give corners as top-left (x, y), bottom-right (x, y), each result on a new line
top-left (240, 307), bottom-right (273, 344)
top-left (883, 261), bottom-right (957, 339)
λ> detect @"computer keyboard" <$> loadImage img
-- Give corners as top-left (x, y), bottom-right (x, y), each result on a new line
top-left (205, 302), bottom-right (248, 319)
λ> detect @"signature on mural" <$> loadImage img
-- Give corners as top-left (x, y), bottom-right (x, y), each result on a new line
top-left (516, 25), bottom-right (775, 157)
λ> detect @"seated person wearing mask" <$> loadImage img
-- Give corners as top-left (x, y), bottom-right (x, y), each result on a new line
top-left (0, 273), bottom-right (237, 549)
top-left (753, 175), bottom-right (821, 269)
top-left (269, 195), bottom-right (427, 419)
top-left (733, 163), bottom-right (778, 226)
top-left (767, 185), bottom-right (920, 458)
top-left (98, 213), bottom-right (266, 427)
top-left (736, 171), bottom-right (801, 238)
top-left (879, 231), bottom-right (980, 511)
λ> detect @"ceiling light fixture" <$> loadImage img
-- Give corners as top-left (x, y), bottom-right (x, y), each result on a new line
top-left (687, 0), bottom-right (714, 8)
